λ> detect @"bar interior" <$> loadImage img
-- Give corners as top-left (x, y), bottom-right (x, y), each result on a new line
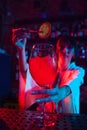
top-left (0, 0), bottom-right (87, 129)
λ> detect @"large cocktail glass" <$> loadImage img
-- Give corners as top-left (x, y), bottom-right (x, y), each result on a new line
top-left (29, 43), bottom-right (58, 126)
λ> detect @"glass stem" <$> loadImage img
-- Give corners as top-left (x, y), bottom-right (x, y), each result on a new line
top-left (56, 102), bottom-right (59, 114)
top-left (42, 102), bottom-right (45, 114)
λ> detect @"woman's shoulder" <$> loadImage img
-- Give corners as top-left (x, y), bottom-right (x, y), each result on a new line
top-left (69, 62), bottom-right (85, 76)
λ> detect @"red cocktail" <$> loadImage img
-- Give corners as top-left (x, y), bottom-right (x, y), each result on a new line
top-left (29, 55), bottom-right (57, 87)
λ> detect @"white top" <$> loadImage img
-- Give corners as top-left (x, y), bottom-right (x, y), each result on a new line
top-left (18, 62), bottom-right (85, 113)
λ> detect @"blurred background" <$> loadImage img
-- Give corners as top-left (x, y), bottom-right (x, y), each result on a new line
top-left (0, 0), bottom-right (87, 113)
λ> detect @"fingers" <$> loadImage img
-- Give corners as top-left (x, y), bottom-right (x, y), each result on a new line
top-left (12, 28), bottom-right (27, 35)
top-left (12, 28), bottom-right (28, 44)
top-left (32, 87), bottom-right (58, 95)
top-left (12, 28), bottom-right (28, 50)
top-left (12, 31), bottom-right (28, 40)
top-left (36, 96), bottom-right (53, 103)
top-left (36, 95), bottom-right (59, 103)
top-left (15, 39), bottom-right (24, 47)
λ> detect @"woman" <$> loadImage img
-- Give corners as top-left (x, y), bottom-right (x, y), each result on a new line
top-left (12, 28), bottom-right (85, 113)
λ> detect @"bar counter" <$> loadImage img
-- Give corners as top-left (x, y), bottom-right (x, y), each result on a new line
top-left (0, 108), bottom-right (87, 130)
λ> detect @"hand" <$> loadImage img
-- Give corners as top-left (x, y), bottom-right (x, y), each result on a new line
top-left (12, 28), bottom-right (28, 51)
top-left (32, 85), bottom-right (71, 104)
top-left (32, 86), bottom-right (60, 104)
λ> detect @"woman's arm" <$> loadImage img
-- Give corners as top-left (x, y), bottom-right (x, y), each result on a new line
top-left (18, 47), bottom-right (28, 77)
top-left (12, 28), bottom-right (28, 77)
